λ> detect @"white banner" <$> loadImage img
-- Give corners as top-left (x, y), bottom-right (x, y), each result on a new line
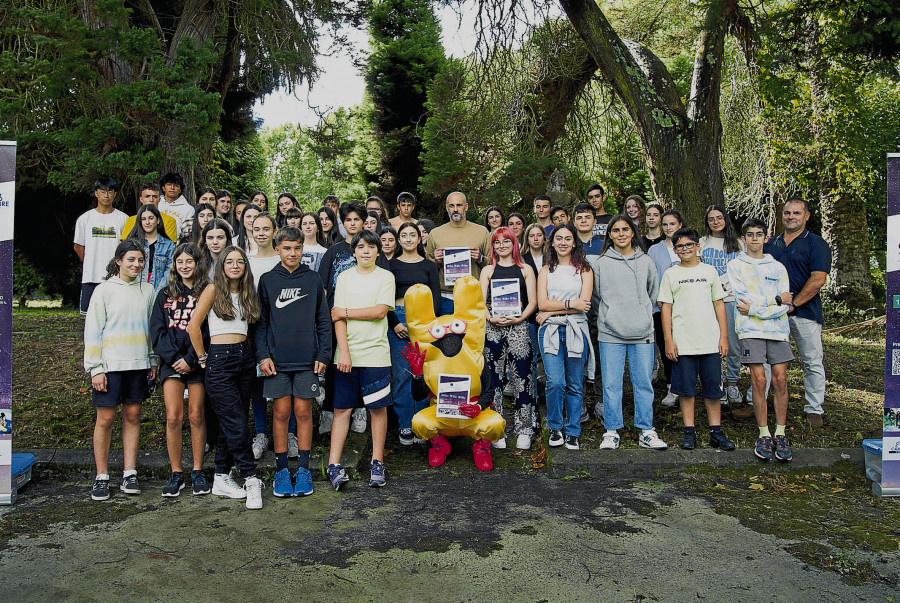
top-left (0, 141), bottom-right (16, 505)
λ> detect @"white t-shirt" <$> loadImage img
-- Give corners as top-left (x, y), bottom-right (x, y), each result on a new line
top-left (657, 263), bottom-right (727, 355)
top-left (248, 254), bottom-right (281, 289)
top-left (158, 196), bottom-right (194, 239)
top-left (301, 243), bottom-right (328, 273)
top-left (73, 209), bottom-right (128, 283)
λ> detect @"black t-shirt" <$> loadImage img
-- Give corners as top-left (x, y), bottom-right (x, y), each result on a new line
top-left (388, 256), bottom-right (441, 327)
top-left (593, 214), bottom-right (613, 240)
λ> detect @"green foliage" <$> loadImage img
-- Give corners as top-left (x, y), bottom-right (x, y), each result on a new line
top-left (208, 134), bottom-right (268, 200)
top-left (12, 250), bottom-right (48, 306)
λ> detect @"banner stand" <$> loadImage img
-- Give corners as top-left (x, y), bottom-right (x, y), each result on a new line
top-left (0, 141), bottom-right (16, 505)
top-left (880, 153), bottom-right (900, 497)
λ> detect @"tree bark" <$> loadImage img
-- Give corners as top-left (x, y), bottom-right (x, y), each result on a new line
top-left (557, 0), bottom-right (737, 228)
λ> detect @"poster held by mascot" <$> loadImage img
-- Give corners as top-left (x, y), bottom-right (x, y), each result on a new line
top-left (401, 276), bottom-right (506, 470)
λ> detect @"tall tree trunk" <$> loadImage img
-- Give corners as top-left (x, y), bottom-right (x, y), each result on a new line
top-left (558, 0), bottom-right (737, 228)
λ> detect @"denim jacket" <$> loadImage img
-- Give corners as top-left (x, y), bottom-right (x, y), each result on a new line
top-left (141, 236), bottom-right (175, 292)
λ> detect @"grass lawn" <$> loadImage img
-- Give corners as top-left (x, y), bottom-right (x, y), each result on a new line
top-left (10, 307), bottom-right (887, 452)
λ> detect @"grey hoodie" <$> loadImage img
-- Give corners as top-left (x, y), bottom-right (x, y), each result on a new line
top-left (589, 248), bottom-right (659, 344)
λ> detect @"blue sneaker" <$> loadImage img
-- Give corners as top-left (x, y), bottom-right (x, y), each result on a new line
top-left (327, 463), bottom-right (349, 491)
top-left (293, 467), bottom-right (314, 496)
top-left (369, 459), bottom-right (386, 487)
top-left (273, 468), bottom-right (293, 498)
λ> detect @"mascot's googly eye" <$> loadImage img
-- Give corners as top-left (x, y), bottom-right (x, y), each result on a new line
top-left (449, 319), bottom-right (467, 335)
top-left (429, 325), bottom-right (446, 339)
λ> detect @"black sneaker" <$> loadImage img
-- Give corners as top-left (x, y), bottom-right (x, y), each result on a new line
top-left (773, 435), bottom-right (793, 462)
top-left (754, 436), bottom-right (774, 461)
top-left (548, 429), bottom-right (564, 447)
top-left (709, 429), bottom-right (736, 451)
top-left (161, 472), bottom-right (185, 497)
top-left (192, 470), bottom-right (211, 495)
top-left (120, 474), bottom-right (141, 495)
top-left (679, 429), bottom-right (697, 450)
top-left (564, 435), bottom-right (580, 450)
top-left (91, 477), bottom-right (110, 501)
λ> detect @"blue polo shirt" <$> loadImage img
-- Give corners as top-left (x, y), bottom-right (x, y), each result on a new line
top-left (580, 234), bottom-right (604, 258)
top-left (764, 229), bottom-right (831, 324)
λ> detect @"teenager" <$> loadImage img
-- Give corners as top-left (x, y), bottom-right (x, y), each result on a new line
top-left (573, 202), bottom-right (605, 418)
top-left (366, 195), bottom-right (389, 223)
top-left (549, 206), bottom-right (569, 227)
top-left (658, 228), bottom-right (735, 452)
top-left (121, 183), bottom-right (179, 244)
top-left (323, 195), bottom-right (347, 238)
top-left (84, 240), bottom-right (157, 501)
top-left (299, 212), bottom-right (328, 272)
top-left (389, 192), bottom-right (417, 230)
top-left (727, 219), bottom-right (795, 461)
top-left (648, 209), bottom-right (685, 406)
top-left (537, 224), bottom-right (594, 451)
top-left (590, 215), bottom-right (666, 451)
top-left (586, 184), bottom-right (612, 239)
top-left (417, 219), bottom-right (435, 246)
top-left (699, 205), bottom-right (745, 406)
top-left (197, 187), bottom-right (216, 206)
top-left (250, 191), bottom-right (269, 212)
top-left (318, 206), bottom-right (342, 248)
top-left (188, 247), bottom-right (265, 509)
top-left (74, 177), bottom-right (128, 314)
top-left (200, 219), bottom-right (232, 276)
top-left (189, 203), bottom-right (216, 247)
top-left (234, 205), bottom-right (260, 256)
top-left (623, 195), bottom-right (647, 237)
top-left (257, 227), bottom-right (332, 496)
top-left (215, 190), bottom-right (234, 228)
top-left (158, 172), bottom-right (195, 240)
top-left (125, 204), bottom-right (176, 292)
top-left (380, 226), bottom-right (398, 260)
top-left (484, 206), bottom-right (505, 232)
top-left (364, 210), bottom-right (382, 234)
top-left (276, 192), bottom-right (300, 228)
top-left (233, 200), bottom-right (248, 226)
top-left (328, 230), bottom-right (395, 489)
top-left (387, 222), bottom-right (440, 445)
top-left (507, 212), bottom-right (526, 248)
top-left (284, 207), bottom-right (302, 229)
top-left (643, 203), bottom-right (664, 249)
top-left (247, 213), bottom-right (282, 460)
top-left (150, 243), bottom-right (210, 496)
top-left (480, 227), bottom-right (537, 450)
top-left (533, 195), bottom-right (553, 236)
top-left (521, 222), bottom-right (547, 391)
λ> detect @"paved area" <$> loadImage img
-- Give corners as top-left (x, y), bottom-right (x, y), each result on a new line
top-left (1, 462), bottom-right (897, 602)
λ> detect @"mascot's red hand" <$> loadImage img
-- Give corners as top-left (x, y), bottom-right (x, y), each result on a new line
top-left (459, 403), bottom-right (481, 418)
top-left (401, 341), bottom-right (426, 377)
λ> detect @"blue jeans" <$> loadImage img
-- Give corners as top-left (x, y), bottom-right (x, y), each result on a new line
top-left (388, 307), bottom-right (428, 430)
top-left (598, 341), bottom-right (655, 431)
top-left (439, 295), bottom-right (454, 317)
top-left (539, 325), bottom-right (587, 437)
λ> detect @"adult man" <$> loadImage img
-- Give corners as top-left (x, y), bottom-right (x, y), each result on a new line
top-left (389, 192), bottom-right (417, 229)
top-left (533, 195), bottom-right (553, 236)
top-left (586, 184), bottom-right (612, 240)
top-left (425, 191), bottom-right (491, 315)
top-left (733, 199), bottom-right (831, 426)
top-left (120, 183), bottom-right (179, 241)
top-left (158, 172), bottom-right (194, 240)
top-left (74, 178), bottom-right (128, 314)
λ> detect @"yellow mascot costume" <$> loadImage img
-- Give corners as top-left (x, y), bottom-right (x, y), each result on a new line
top-left (402, 276), bottom-right (506, 470)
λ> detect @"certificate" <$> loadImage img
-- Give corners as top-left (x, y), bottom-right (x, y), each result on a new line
top-left (443, 247), bottom-right (471, 286)
top-left (490, 278), bottom-right (522, 316)
top-left (435, 374), bottom-right (472, 419)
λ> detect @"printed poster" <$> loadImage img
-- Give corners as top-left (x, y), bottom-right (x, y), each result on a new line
top-left (490, 278), bottom-right (522, 316)
top-left (883, 152), bottom-right (900, 494)
top-left (0, 141), bottom-right (15, 504)
top-left (443, 247), bottom-right (471, 287)
top-left (436, 374), bottom-right (471, 419)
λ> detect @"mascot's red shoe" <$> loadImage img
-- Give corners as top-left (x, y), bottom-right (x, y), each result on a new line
top-left (472, 439), bottom-right (493, 471)
top-left (428, 435), bottom-right (451, 467)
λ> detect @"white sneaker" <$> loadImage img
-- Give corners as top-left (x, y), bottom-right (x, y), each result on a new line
top-left (212, 473), bottom-right (246, 499)
top-left (319, 410), bottom-right (333, 435)
top-left (745, 387), bottom-right (753, 404)
top-left (638, 429), bottom-right (668, 450)
top-left (251, 433), bottom-right (268, 460)
top-left (599, 430), bottom-right (620, 450)
top-left (661, 386), bottom-right (678, 408)
top-left (183, 389), bottom-right (190, 401)
top-left (491, 437), bottom-right (507, 449)
top-left (350, 408), bottom-right (367, 433)
top-left (244, 476), bottom-right (263, 510)
top-left (725, 385), bottom-right (742, 406)
top-left (516, 434), bottom-right (532, 450)
top-left (287, 433), bottom-right (299, 458)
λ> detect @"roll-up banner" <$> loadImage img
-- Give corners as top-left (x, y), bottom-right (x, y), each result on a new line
top-left (0, 141), bottom-right (16, 505)
top-left (883, 153), bottom-right (900, 496)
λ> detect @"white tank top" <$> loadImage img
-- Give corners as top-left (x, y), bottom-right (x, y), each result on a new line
top-left (207, 292), bottom-right (248, 337)
top-left (546, 264), bottom-right (582, 302)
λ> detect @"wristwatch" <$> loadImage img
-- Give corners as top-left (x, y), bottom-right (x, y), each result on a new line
top-left (775, 295), bottom-right (782, 306)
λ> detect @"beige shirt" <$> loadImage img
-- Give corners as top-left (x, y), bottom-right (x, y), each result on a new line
top-left (425, 221), bottom-right (491, 294)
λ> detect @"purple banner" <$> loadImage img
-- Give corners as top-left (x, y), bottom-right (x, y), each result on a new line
top-left (883, 153), bottom-right (900, 494)
top-left (0, 141), bottom-right (14, 505)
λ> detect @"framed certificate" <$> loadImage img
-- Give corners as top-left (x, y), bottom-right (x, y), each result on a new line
top-left (490, 278), bottom-right (522, 316)
top-left (435, 374), bottom-right (472, 419)
top-left (443, 247), bottom-right (471, 286)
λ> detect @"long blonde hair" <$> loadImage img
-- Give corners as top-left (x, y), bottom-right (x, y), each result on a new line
top-left (211, 246), bottom-right (260, 323)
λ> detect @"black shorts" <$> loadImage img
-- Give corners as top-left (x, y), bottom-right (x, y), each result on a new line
top-left (80, 283), bottom-right (99, 315)
top-left (92, 370), bottom-right (148, 407)
top-left (159, 363), bottom-right (205, 385)
top-left (263, 369), bottom-right (319, 400)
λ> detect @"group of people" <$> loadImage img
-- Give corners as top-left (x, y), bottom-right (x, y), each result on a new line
top-left (76, 174), bottom-right (832, 510)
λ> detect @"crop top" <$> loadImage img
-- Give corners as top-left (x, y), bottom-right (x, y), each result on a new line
top-left (207, 292), bottom-right (248, 337)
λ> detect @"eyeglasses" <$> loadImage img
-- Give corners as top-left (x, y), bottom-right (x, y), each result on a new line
top-left (673, 243), bottom-right (696, 251)
top-left (493, 239), bottom-right (513, 246)
top-left (224, 259), bottom-right (246, 266)
top-left (707, 216), bottom-right (725, 223)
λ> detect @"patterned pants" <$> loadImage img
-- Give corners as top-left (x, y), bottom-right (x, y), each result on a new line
top-left (484, 320), bottom-right (535, 436)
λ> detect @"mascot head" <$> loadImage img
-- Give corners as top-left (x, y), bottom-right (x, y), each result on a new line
top-left (404, 276), bottom-right (485, 397)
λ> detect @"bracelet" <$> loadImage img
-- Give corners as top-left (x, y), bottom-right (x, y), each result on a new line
top-left (345, 308), bottom-right (349, 319)
top-left (564, 300), bottom-right (569, 310)
top-left (198, 353), bottom-right (208, 363)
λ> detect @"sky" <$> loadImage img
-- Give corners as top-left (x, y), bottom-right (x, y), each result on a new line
top-left (253, 6), bottom-right (480, 129)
